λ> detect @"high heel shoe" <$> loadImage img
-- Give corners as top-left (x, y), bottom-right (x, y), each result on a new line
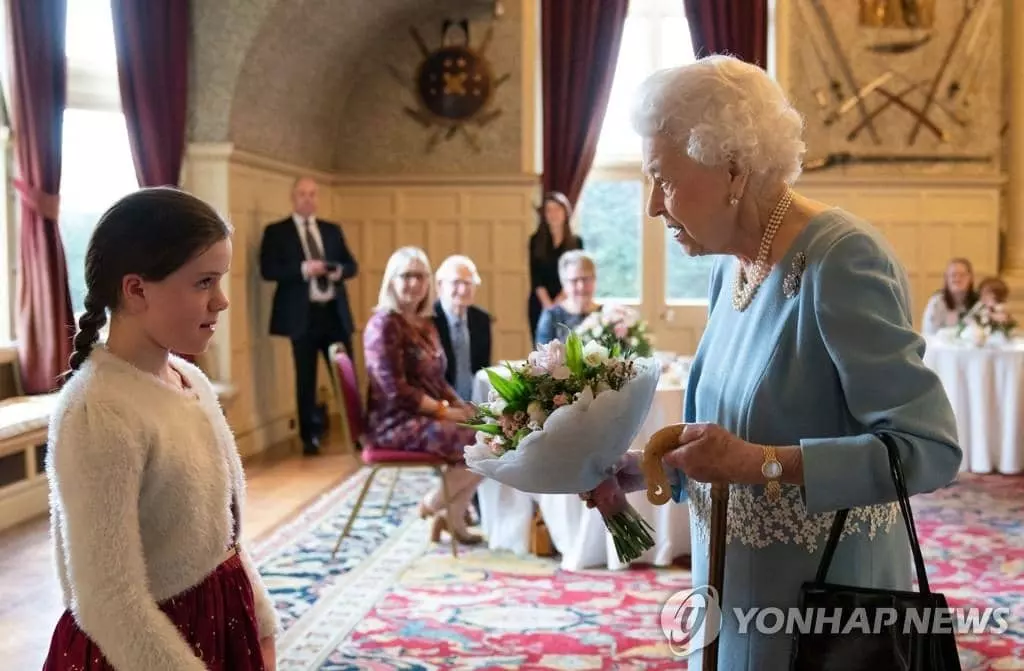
top-left (428, 515), bottom-right (484, 546)
top-left (420, 501), bottom-right (474, 528)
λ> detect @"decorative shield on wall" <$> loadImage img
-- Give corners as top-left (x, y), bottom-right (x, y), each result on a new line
top-left (391, 20), bottom-right (509, 152)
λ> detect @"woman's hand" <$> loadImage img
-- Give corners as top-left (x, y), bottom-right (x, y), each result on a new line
top-left (260, 636), bottom-right (277, 671)
top-left (444, 405), bottom-right (476, 423)
top-left (664, 423), bottom-right (760, 484)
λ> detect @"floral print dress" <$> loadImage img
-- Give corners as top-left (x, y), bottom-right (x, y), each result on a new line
top-left (363, 309), bottom-right (477, 461)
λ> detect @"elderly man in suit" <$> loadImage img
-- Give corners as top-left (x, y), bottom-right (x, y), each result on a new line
top-left (432, 255), bottom-right (492, 402)
top-left (259, 176), bottom-right (358, 455)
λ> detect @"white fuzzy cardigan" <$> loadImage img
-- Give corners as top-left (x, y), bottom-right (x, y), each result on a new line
top-left (45, 347), bottom-right (278, 671)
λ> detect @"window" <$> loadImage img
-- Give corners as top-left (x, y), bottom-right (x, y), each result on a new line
top-left (62, 0), bottom-right (138, 315)
top-left (577, 0), bottom-right (713, 304)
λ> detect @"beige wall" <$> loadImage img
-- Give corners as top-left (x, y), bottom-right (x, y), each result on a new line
top-left (774, 0), bottom-right (1011, 326)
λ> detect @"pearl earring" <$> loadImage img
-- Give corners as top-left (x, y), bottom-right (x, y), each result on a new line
top-left (729, 196), bottom-right (739, 206)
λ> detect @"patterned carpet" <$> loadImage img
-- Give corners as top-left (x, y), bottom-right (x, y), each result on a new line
top-left (250, 469), bottom-right (1024, 670)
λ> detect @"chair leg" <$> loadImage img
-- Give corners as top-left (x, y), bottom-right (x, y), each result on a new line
top-left (382, 468), bottom-right (401, 516)
top-left (434, 465), bottom-right (458, 558)
top-left (331, 466), bottom-right (379, 559)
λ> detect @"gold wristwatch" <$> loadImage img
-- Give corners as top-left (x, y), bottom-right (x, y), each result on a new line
top-left (435, 399), bottom-right (449, 419)
top-left (761, 445), bottom-right (782, 502)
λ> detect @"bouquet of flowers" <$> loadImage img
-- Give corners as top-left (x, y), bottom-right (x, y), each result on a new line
top-left (958, 302), bottom-right (1018, 345)
top-left (576, 304), bottom-right (654, 358)
top-left (462, 332), bottom-right (661, 562)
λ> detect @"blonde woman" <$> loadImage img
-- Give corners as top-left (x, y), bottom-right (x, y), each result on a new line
top-left (534, 249), bottom-right (599, 346)
top-left (363, 247), bottom-right (483, 545)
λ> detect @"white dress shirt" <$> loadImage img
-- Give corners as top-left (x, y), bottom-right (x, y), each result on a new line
top-left (292, 213), bottom-right (341, 303)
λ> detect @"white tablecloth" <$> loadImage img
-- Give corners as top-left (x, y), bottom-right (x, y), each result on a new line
top-left (923, 336), bottom-right (1024, 474)
top-left (472, 365), bottom-right (691, 570)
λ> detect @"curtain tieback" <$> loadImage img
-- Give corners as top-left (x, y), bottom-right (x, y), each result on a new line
top-left (13, 178), bottom-right (59, 221)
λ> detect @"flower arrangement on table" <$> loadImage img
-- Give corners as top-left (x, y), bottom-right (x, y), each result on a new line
top-left (576, 304), bottom-right (654, 358)
top-left (957, 302), bottom-right (1018, 345)
top-left (461, 332), bottom-right (661, 562)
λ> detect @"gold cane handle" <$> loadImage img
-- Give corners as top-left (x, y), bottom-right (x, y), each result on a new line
top-left (641, 423), bottom-right (686, 505)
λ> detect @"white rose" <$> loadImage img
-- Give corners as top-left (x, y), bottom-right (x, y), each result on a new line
top-left (527, 401), bottom-right (548, 425)
top-left (583, 340), bottom-right (609, 366)
top-left (489, 398), bottom-right (508, 415)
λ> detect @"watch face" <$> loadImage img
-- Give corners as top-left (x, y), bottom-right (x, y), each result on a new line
top-left (762, 461), bottom-right (783, 479)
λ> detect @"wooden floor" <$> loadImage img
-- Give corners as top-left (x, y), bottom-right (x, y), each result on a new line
top-left (0, 437), bottom-right (359, 670)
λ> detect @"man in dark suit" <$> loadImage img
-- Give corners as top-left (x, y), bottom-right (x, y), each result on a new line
top-left (432, 255), bottom-right (492, 400)
top-left (259, 176), bottom-right (358, 455)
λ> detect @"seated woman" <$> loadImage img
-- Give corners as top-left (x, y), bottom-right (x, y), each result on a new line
top-left (535, 250), bottom-right (599, 346)
top-left (922, 257), bottom-right (978, 335)
top-left (363, 246), bottom-right (483, 545)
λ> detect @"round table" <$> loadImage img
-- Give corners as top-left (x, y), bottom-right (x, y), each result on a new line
top-left (923, 335), bottom-right (1024, 474)
top-left (471, 364), bottom-right (692, 570)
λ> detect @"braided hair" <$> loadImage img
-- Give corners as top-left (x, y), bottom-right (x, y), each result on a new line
top-left (66, 187), bottom-right (231, 376)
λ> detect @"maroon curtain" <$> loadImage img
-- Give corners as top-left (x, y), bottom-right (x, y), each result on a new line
top-left (111, 0), bottom-right (189, 187)
top-left (541, 0), bottom-right (629, 207)
top-left (683, 0), bottom-right (768, 66)
top-left (7, 0), bottom-right (75, 393)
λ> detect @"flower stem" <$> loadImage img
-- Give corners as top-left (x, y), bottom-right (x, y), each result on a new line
top-left (601, 502), bottom-right (656, 564)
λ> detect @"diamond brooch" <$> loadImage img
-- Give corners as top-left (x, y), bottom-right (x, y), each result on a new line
top-left (782, 252), bottom-right (806, 299)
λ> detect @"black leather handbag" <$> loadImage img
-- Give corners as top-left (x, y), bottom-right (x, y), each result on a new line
top-left (790, 434), bottom-right (962, 670)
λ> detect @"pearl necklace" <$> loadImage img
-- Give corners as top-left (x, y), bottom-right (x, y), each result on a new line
top-left (732, 188), bottom-right (794, 311)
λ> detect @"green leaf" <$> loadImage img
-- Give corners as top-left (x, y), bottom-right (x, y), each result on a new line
top-left (565, 331), bottom-right (584, 376)
top-left (486, 367), bottom-right (523, 403)
top-left (463, 422), bottom-right (502, 435)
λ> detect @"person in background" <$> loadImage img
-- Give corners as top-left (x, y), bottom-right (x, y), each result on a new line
top-left (43, 188), bottom-right (277, 670)
top-left (528, 191), bottom-right (583, 343)
top-left (977, 276), bottom-right (1010, 308)
top-left (363, 247), bottom-right (484, 545)
top-left (433, 255), bottom-right (492, 401)
top-left (922, 257), bottom-right (978, 335)
top-left (259, 176), bottom-right (358, 456)
top-left (534, 250), bottom-right (600, 346)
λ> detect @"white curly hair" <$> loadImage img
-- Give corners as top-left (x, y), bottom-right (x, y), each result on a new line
top-left (630, 55), bottom-right (806, 185)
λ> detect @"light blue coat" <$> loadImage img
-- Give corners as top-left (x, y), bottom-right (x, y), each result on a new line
top-left (670, 209), bottom-right (961, 670)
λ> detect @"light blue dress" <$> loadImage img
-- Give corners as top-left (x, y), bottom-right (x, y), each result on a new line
top-left (670, 209), bottom-right (961, 670)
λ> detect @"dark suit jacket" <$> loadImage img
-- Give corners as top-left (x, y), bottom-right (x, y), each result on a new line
top-left (259, 216), bottom-right (358, 339)
top-left (432, 300), bottom-right (492, 387)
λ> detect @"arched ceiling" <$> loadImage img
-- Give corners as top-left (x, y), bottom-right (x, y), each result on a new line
top-left (188, 0), bottom-right (480, 171)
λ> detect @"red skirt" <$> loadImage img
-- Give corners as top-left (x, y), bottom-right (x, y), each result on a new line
top-left (42, 551), bottom-right (266, 670)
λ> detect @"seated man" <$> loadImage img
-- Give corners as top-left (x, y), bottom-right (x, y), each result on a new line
top-left (433, 255), bottom-right (493, 401)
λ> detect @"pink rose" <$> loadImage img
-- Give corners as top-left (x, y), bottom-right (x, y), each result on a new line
top-left (613, 323), bottom-right (629, 339)
top-left (552, 393), bottom-right (569, 407)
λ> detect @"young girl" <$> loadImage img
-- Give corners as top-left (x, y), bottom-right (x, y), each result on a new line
top-left (42, 188), bottom-right (277, 670)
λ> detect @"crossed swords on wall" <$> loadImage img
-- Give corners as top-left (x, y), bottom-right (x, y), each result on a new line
top-left (800, 0), bottom-right (999, 171)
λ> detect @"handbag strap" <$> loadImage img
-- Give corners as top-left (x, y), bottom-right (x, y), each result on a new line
top-left (813, 433), bottom-right (931, 593)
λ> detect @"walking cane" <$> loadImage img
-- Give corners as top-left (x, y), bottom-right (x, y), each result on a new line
top-left (703, 482), bottom-right (729, 671)
top-left (644, 425), bottom-right (729, 671)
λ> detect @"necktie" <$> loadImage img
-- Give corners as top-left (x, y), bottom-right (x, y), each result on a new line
top-left (452, 317), bottom-right (474, 400)
top-left (303, 219), bottom-right (328, 292)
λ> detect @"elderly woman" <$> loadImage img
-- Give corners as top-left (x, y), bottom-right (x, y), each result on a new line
top-left (363, 246), bottom-right (483, 545)
top-left (585, 56), bottom-right (960, 669)
top-left (922, 257), bottom-right (978, 335)
top-left (534, 249), bottom-right (599, 346)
